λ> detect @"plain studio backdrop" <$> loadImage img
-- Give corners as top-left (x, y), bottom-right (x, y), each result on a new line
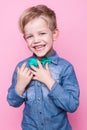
top-left (0, 0), bottom-right (87, 130)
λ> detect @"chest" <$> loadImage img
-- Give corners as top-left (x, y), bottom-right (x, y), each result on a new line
top-left (26, 65), bottom-right (62, 101)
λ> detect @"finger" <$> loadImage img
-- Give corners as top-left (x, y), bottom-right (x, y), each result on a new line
top-left (30, 65), bottom-right (38, 71)
top-left (26, 69), bottom-right (31, 75)
top-left (37, 59), bottom-right (42, 68)
top-left (24, 67), bottom-right (29, 73)
top-left (45, 63), bottom-right (49, 70)
top-left (28, 72), bottom-right (33, 79)
top-left (21, 62), bottom-right (27, 71)
top-left (30, 69), bottom-right (36, 76)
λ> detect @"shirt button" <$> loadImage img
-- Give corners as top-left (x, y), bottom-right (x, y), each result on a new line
top-left (39, 111), bottom-right (42, 114)
top-left (41, 123), bottom-right (44, 126)
top-left (37, 98), bottom-right (40, 101)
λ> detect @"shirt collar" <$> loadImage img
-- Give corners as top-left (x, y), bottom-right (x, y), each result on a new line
top-left (32, 50), bottom-right (59, 65)
top-left (47, 50), bottom-right (59, 65)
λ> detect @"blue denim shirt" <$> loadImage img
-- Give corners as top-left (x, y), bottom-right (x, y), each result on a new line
top-left (7, 51), bottom-right (80, 130)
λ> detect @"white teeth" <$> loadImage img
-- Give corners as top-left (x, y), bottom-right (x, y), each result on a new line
top-left (34, 45), bottom-right (45, 51)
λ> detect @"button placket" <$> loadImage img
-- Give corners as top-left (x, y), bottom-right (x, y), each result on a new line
top-left (35, 81), bottom-right (45, 129)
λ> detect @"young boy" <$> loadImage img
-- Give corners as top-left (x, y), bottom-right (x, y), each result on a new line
top-left (7, 5), bottom-right (80, 130)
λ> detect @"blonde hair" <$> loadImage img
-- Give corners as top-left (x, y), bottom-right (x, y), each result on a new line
top-left (19, 5), bottom-right (57, 33)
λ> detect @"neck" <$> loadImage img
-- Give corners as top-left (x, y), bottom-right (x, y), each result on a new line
top-left (33, 49), bottom-right (54, 60)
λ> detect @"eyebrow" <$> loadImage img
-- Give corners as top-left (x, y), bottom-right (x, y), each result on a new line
top-left (25, 29), bottom-right (48, 35)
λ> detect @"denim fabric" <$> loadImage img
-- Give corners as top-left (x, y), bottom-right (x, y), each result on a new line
top-left (7, 51), bottom-right (80, 130)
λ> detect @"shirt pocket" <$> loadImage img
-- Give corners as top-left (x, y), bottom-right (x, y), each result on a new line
top-left (51, 70), bottom-right (60, 83)
top-left (26, 81), bottom-right (35, 106)
top-left (50, 66), bottom-right (61, 84)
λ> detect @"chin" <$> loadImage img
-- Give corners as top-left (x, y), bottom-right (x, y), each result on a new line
top-left (33, 49), bottom-right (53, 58)
top-left (36, 54), bottom-right (46, 58)
top-left (34, 52), bottom-right (46, 58)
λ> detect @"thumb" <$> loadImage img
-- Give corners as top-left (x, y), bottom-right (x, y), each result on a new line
top-left (45, 63), bottom-right (49, 70)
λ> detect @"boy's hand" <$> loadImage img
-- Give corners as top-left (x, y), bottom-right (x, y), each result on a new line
top-left (30, 60), bottom-right (55, 90)
top-left (16, 62), bottom-right (33, 95)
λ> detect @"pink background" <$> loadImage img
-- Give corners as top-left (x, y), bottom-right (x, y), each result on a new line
top-left (0, 0), bottom-right (87, 130)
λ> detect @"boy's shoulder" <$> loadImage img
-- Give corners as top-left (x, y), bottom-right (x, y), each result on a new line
top-left (15, 56), bottom-right (33, 68)
top-left (57, 56), bottom-right (75, 75)
top-left (58, 56), bottom-right (73, 68)
top-left (59, 56), bottom-right (72, 65)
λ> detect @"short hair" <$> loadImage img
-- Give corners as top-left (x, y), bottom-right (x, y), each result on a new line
top-left (18, 4), bottom-right (57, 33)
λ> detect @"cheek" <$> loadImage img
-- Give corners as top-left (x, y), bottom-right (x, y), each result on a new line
top-left (44, 35), bottom-right (53, 42)
top-left (26, 40), bottom-right (33, 47)
top-left (47, 37), bottom-right (53, 44)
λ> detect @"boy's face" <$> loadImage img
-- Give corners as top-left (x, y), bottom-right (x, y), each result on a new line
top-left (24, 17), bottom-right (58, 58)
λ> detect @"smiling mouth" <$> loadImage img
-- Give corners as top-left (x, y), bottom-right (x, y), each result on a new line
top-left (34, 45), bottom-right (46, 51)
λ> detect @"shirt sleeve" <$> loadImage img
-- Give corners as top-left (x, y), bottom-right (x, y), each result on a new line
top-left (48, 64), bottom-right (80, 112)
top-left (7, 66), bottom-right (26, 107)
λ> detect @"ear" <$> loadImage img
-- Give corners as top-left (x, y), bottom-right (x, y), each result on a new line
top-left (53, 28), bottom-right (59, 41)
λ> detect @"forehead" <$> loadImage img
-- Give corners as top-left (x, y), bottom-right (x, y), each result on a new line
top-left (24, 17), bottom-right (50, 33)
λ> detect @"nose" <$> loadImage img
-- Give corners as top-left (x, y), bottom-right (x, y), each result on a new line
top-left (34, 35), bottom-right (40, 43)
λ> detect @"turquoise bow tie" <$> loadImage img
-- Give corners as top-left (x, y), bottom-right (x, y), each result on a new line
top-left (28, 57), bottom-right (51, 67)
